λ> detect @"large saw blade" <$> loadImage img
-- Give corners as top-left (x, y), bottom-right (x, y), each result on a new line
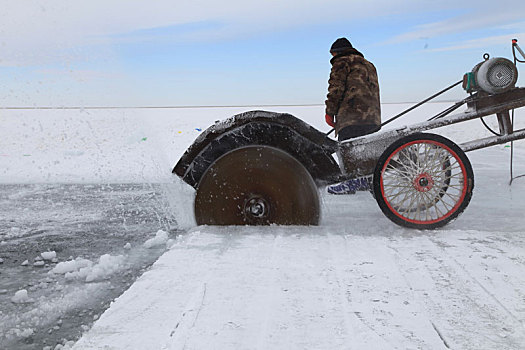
top-left (195, 146), bottom-right (320, 225)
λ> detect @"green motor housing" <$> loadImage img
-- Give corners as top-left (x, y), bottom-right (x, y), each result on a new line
top-left (462, 72), bottom-right (477, 93)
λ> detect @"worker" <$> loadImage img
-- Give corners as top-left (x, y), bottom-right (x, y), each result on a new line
top-left (324, 37), bottom-right (381, 194)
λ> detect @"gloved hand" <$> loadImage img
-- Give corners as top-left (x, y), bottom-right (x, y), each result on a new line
top-left (325, 114), bottom-right (335, 127)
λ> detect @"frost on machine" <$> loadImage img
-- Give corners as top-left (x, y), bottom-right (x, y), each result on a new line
top-left (173, 40), bottom-right (525, 230)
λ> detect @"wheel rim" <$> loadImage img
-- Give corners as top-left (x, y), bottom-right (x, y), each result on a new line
top-left (195, 146), bottom-right (320, 225)
top-left (380, 140), bottom-right (468, 225)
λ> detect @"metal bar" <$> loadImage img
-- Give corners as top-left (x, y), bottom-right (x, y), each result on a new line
top-left (405, 95), bottom-right (525, 133)
top-left (514, 42), bottom-right (525, 60)
top-left (381, 80), bottom-right (462, 127)
top-left (461, 128), bottom-right (525, 152)
top-left (496, 110), bottom-right (513, 135)
top-left (341, 89), bottom-right (525, 150)
top-left (427, 99), bottom-right (468, 121)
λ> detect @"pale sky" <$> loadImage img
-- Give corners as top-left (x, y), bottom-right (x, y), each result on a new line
top-left (1, 0), bottom-right (524, 107)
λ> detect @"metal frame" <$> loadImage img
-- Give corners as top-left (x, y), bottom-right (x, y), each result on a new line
top-left (337, 88), bottom-right (525, 180)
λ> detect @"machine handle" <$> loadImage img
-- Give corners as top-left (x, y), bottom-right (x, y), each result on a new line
top-left (512, 39), bottom-right (525, 60)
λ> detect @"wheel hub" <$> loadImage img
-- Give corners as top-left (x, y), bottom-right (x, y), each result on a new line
top-left (413, 173), bottom-right (434, 192)
top-left (244, 196), bottom-right (270, 222)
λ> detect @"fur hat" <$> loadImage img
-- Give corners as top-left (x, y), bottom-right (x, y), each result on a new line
top-left (330, 38), bottom-right (353, 54)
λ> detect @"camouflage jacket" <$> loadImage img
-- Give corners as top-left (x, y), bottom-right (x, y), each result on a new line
top-left (325, 49), bottom-right (381, 135)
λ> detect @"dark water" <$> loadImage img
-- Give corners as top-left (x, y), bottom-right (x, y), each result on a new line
top-left (0, 184), bottom-right (180, 349)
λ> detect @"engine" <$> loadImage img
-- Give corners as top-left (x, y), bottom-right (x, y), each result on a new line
top-left (463, 56), bottom-right (518, 94)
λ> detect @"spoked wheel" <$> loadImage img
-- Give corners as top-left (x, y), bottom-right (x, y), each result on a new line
top-left (373, 133), bottom-right (474, 229)
top-left (195, 146), bottom-right (320, 225)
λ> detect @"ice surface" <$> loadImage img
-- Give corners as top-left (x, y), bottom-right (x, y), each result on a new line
top-left (166, 238), bottom-right (176, 249)
top-left (11, 289), bottom-right (30, 304)
top-left (143, 230), bottom-right (169, 249)
top-left (50, 254), bottom-right (125, 283)
top-left (1, 105), bottom-right (525, 350)
top-left (7, 328), bottom-right (34, 339)
top-left (47, 340), bottom-right (75, 350)
top-left (41, 251), bottom-right (57, 260)
top-left (74, 222), bottom-right (525, 350)
top-left (51, 258), bottom-right (93, 275)
top-left (0, 182), bottom-right (177, 349)
top-left (84, 254), bottom-right (125, 283)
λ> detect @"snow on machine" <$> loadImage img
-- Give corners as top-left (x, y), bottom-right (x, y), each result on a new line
top-left (173, 40), bottom-right (525, 229)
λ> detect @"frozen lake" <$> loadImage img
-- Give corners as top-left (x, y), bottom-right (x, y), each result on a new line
top-left (1, 105), bottom-right (525, 349)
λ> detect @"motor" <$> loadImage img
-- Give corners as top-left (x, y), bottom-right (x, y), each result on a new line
top-left (463, 54), bottom-right (518, 94)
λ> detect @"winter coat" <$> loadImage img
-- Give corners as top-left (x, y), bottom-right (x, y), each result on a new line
top-left (325, 49), bottom-right (381, 135)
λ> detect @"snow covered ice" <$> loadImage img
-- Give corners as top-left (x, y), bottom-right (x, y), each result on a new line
top-left (143, 230), bottom-right (170, 249)
top-left (74, 220), bottom-right (525, 349)
top-left (51, 258), bottom-right (93, 276)
top-left (11, 290), bottom-right (31, 304)
top-left (40, 251), bottom-right (57, 261)
top-left (1, 104), bottom-right (525, 349)
top-left (49, 254), bottom-right (126, 283)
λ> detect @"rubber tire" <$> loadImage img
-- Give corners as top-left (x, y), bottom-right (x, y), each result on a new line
top-left (195, 145), bottom-right (320, 225)
top-left (373, 133), bottom-right (474, 229)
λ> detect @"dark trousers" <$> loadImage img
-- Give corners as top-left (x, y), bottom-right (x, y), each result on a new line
top-left (338, 124), bottom-right (380, 141)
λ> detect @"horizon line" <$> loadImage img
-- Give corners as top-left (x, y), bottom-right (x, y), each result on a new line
top-left (0, 100), bottom-right (460, 110)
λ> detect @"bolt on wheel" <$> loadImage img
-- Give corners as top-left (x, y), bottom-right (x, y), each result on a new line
top-left (373, 133), bottom-right (474, 229)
